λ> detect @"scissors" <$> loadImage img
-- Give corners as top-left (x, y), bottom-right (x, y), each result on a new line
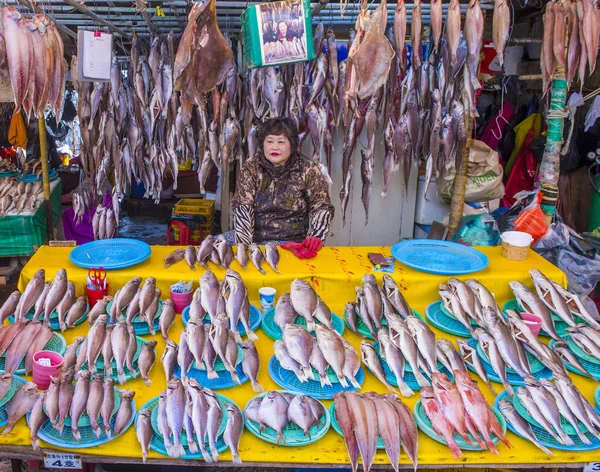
top-left (88, 267), bottom-right (107, 289)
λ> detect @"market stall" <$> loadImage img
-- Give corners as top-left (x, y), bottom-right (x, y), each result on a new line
top-left (0, 244), bottom-right (594, 469)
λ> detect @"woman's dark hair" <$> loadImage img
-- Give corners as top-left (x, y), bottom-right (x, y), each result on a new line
top-left (257, 117), bottom-right (299, 154)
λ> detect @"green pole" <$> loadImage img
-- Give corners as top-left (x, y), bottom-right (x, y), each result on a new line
top-left (538, 68), bottom-right (568, 222)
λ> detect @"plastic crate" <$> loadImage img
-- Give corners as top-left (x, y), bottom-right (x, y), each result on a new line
top-left (172, 221), bottom-right (213, 244)
top-left (173, 199), bottom-right (215, 216)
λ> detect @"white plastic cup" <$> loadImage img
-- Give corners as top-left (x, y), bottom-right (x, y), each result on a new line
top-left (259, 287), bottom-right (276, 312)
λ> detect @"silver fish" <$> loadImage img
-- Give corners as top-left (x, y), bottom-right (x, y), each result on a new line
top-left (361, 341), bottom-right (398, 394)
top-left (406, 315), bottom-right (438, 374)
top-left (378, 330), bottom-right (414, 397)
top-left (258, 391), bottom-right (289, 445)
top-left (215, 235), bottom-right (234, 268)
top-left (510, 281), bottom-right (560, 340)
top-left (283, 324), bottom-right (314, 380)
top-left (162, 340), bottom-right (179, 383)
top-left (101, 378), bottom-right (115, 439)
top-left (70, 370), bottom-right (92, 441)
top-left (224, 402), bottom-right (244, 464)
top-left (390, 320), bottom-right (429, 387)
top-left (290, 279), bottom-right (317, 332)
top-left (235, 244), bottom-right (249, 269)
top-left (187, 379), bottom-right (212, 462)
top-left (314, 297), bottom-right (333, 329)
top-left (517, 386), bottom-right (565, 444)
top-left (530, 269), bottom-right (575, 326)
top-left (241, 340), bottom-right (264, 393)
top-left (160, 299), bottom-right (176, 341)
top-left (274, 339), bottom-right (307, 382)
top-left (264, 243), bottom-right (281, 273)
top-left (204, 388), bottom-right (223, 461)
top-left (200, 271), bottom-right (220, 322)
top-left (28, 390), bottom-right (47, 451)
top-left (136, 409), bottom-right (153, 463)
top-left (249, 244), bottom-right (266, 274)
top-left (113, 389), bottom-right (135, 436)
top-left (475, 328), bottom-right (512, 396)
top-left (457, 339), bottom-right (496, 394)
top-left (498, 399), bottom-right (554, 456)
top-left (274, 293), bottom-right (297, 330)
top-left (166, 379), bottom-right (187, 458)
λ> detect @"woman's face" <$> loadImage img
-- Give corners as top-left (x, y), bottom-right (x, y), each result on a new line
top-left (263, 133), bottom-right (291, 166)
top-left (279, 22), bottom-right (287, 36)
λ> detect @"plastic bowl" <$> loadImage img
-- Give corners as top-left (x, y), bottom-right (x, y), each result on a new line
top-left (33, 350), bottom-right (64, 390)
top-left (520, 312), bottom-right (542, 336)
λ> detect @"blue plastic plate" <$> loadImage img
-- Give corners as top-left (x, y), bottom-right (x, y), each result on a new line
top-left (182, 304), bottom-right (262, 337)
top-left (268, 356), bottom-right (363, 399)
top-left (18, 169), bottom-right (58, 182)
top-left (0, 375), bottom-right (26, 428)
top-left (69, 239), bottom-right (151, 270)
top-left (426, 301), bottom-right (477, 338)
top-left (596, 385), bottom-right (600, 409)
top-left (495, 391), bottom-right (600, 451)
top-left (176, 346), bottom-right (249, 390)
top-left (372, 342), bottom-right (453, 391)
top-left (391, 240), bottom-right (489, 275)
top-left (244, 391), bottom-right (329, 446)
top-left (261, 308), bottom-right (345, 341)
top-left (464, 338), bottom-right (553, 386)
top-left (35, 388), bottom-right (136, 448)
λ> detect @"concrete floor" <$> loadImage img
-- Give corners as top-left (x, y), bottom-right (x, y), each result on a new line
top-left (117, 215), bottom-right (168, 246)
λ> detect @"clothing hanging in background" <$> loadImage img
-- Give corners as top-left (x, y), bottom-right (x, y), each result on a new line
top-left (504, 112), bottom-right (543, 177)
top-left (8, 110), bottom-right (27, 150)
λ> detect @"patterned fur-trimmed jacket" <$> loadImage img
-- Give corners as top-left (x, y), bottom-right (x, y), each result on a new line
top-left (231, 153), bottom-right (334, 245)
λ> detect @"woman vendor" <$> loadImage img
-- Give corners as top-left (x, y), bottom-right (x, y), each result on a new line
top-left (230, 117), bottom-right (334, 258)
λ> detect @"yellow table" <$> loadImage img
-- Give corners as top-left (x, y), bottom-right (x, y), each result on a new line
top-left (5, 245), bottom-right (593, 468)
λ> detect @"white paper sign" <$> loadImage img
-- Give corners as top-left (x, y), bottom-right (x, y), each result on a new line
top-left (43, 453), bottom-right (82, 469)
top-left (79, 30), bottom-right (113, 80)
top-left (584, 463), bottom-right (600, 472)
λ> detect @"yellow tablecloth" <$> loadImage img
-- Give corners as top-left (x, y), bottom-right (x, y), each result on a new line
top-left (7, 245), bottom-right (592, 467)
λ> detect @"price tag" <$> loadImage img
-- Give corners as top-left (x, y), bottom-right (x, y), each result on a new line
top-left (43, 453), bottom-right (82, 469)
top-left (584, 463), bottom-right (600, 472)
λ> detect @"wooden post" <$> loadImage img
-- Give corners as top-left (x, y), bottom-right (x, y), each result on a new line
top-left (38, 115), bottom-right (54, 243)
top-left (447, 114), bottom-right (474, 238)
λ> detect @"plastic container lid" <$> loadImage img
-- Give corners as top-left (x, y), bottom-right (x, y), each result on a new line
top-left (501, 231), bottom-right (534, 247)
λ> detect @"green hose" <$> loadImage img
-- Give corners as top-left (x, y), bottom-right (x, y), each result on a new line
top-left (589, 169), bottom-right (600, 233)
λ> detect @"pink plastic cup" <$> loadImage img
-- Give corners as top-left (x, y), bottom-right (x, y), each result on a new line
top-left (520, 312), bottom-right (542, 336)
top-left (32, 351), bottom-right (63, 390)
top-left (170, 290), bottom-right (192, 314)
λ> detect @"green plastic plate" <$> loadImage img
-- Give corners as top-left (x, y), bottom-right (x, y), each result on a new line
top-left (0, 332), bottom-right (67, 375)
top-left (0, 374), bottom-right (26, 408)
top-left (414, 400), bottom-right (506, 450)
top-left (75, 336), bottom-right (147, 382)
top-left (565, 336), bottom-right (600, 365)
top-left (244, 391), bottom-right (330, 446)
top-left (344, 308), bottom-right (425, 340)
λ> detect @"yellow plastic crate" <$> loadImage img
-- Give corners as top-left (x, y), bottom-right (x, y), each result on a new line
top-left (173, 199), bottom-right (215, 216)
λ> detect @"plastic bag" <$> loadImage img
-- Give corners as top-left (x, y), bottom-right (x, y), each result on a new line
top-left (437, 140), bottom-right (505, 204)
top-left (533, 220), bottom-right (600, 296)
top-left (451, 214), bottom-right (500, 246)
top-left (498, 190), bottom-right (536, 232)
top-left (513, 191), bottom-right (548, 242)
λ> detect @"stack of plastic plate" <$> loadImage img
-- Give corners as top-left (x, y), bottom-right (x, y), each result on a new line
top-left (105, 299), bottom-right (163, 336)
top-left (344, 308), bottom-right (425, 340)
top-left (0, 375), bottom-right (27, 427)
top-left (177, 345), bottom-right (249, 389)
top-left (76, 336), bottom-right (148, 383)
top-left (244, 391), bottom-right (329, 446)
top-left (371, 342), bottom-right (454, 391)
top-left (181, 304), bottom-right (262, 336)
top-left (426, 301), bottom-right (479, 337)
top-left (261, 308), bottom-right (344, 340)
top-left (495, 391), bottom-right (600, 451)
top-left (9, 304), bottom-right (89, 331)
top-left (140, 392), bottom-right (236, 459)
top-left (36, 387), bottom-right (136, 448)
top-left (268, 356), bottom-right (364, 399)
top-left (0, 333), bottom-right (66, 375)
top-left (414, 399), bottom-right (506, 450)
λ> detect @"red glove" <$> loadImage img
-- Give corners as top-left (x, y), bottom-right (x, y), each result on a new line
top-left (280, 241), bottom-right (308, 259)
top-left (302, 236), bottom-right (323, 253)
